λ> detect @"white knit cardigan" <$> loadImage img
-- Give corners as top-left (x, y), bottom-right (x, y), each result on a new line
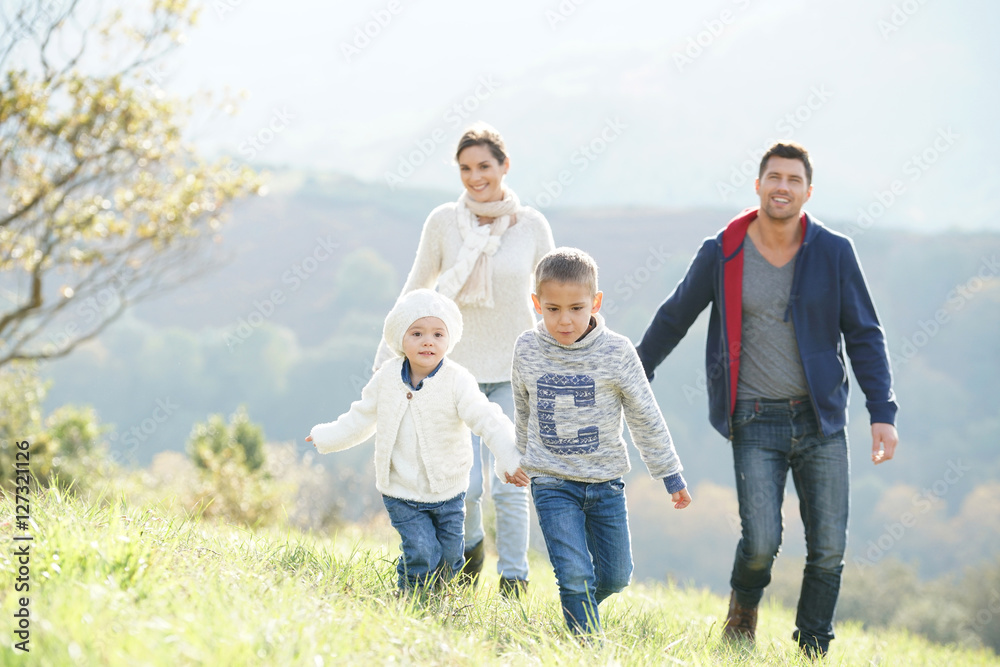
top-left (373, 202), bottom-right (555, 382)
top-left (310, 357), bottom-right (521, 500)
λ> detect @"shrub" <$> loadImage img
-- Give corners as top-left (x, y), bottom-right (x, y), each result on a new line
top-left (187, 406), bottom-right (265, 473)
top-left (0, 364), bottom-right (120, 491)
top-left (185, 406), bottom-right (281, 525)
top-left (44, 404), bottom-right (120, 494)
top-left (0, 364), bottom-right (121, 493)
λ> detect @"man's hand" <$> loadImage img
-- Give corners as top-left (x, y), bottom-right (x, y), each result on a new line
top-left (871, 423), bottom-right (898, 464)
top-left (672, 487), bottom-right (692, 509)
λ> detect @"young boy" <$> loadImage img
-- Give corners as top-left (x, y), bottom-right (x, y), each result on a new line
top-left (307, 289), bottom-right (528, 592)
top-left (511, 247), bottom-right (692, 635)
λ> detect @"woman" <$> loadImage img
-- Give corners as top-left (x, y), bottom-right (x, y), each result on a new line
top-left (374, 123), bottom-right (554, 595)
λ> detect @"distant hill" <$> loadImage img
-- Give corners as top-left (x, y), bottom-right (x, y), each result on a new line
top-left (125, 170), bottom-right (728, 341)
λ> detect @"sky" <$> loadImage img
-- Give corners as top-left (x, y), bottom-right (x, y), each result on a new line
top-left (157, 0), bottom-right (999, 232)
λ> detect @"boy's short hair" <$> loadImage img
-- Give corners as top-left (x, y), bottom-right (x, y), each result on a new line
top-left (535, 247), bottom-right (599, 296)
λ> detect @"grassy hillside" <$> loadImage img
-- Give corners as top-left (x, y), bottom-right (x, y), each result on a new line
top-left (2, 486), bottom-right (997, 666)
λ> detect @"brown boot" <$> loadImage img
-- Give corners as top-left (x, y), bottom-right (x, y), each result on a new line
top-left (498, 577), bottom-right (528, 599)
top-left (722, 590), bottom-right (757, 643)
top-left (457, 540), bottom-right (484, 585)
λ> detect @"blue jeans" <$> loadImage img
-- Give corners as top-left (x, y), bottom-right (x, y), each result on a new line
top-left (465, 381), bottom-right (530, 580)
top-left (531, 476), bottom-right (633, 634)
top-left (382, 492), bottom-right (466, 590)
top-left (730, 398), bottom-right (849, 654)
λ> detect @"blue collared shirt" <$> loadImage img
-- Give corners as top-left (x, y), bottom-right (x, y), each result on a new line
top-left (401, 358), bottom-right (444, 391)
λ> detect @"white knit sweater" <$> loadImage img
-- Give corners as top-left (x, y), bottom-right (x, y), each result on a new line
top-left (374, 202), bottom-right (555, 382)
top-left (310, 357), bottom-right (521, 502)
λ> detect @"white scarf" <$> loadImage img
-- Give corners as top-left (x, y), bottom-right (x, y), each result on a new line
top-left (437, 189), bottom-right (519, 308)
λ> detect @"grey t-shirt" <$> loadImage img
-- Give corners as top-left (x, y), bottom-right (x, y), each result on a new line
top-left (736, 236), bottom-right (809, 400)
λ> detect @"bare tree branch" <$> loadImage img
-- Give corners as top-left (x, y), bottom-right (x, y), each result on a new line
top-left (0, 0), bottom-right (261, 370)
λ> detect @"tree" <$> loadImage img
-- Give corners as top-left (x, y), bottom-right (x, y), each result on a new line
top-left (0, 0), bottom-right (260, 368)
top-left (187, 405), bottom-right (265, 473)
top-left (185, 405), bottom-right (280, 526)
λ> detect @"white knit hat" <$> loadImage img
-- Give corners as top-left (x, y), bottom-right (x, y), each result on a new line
top-left (382, 289), bottom-right (463, 358)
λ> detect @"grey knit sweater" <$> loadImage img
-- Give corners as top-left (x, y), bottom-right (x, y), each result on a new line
top-left (511, 314), bottom-right (686, 489)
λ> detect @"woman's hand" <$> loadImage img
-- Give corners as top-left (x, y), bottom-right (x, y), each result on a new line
top-left (504, 468), bottom-right (530, 487)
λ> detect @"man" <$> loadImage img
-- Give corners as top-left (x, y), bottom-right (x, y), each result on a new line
top-left (635, 142), bottom-right (898, 657)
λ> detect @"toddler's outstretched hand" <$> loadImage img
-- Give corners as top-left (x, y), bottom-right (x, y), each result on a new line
top-left (504, 468), bottom-right (530, 487)
top-left (672, 488), bottom-right (692, 509)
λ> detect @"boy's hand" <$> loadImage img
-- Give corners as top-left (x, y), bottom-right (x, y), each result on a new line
top-left (504, 468), bottom-right (530, 487)
top-left (672, 488), bottom-right (692, 509)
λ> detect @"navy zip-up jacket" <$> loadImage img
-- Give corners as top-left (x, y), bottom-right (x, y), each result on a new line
top-left (636, 207), bottom-right (898, 439)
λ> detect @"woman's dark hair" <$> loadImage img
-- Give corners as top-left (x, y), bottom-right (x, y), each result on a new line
top-left (455, 122), bottom-right (508, 164)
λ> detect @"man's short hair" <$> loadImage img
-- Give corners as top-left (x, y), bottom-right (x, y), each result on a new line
top-left (759, 142), bottom-right (813, 185)
top-left (534, 247), bottom-right (599, 296)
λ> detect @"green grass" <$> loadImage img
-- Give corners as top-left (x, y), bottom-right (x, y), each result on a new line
top-left (1, 487), bottom-right (997, 666)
